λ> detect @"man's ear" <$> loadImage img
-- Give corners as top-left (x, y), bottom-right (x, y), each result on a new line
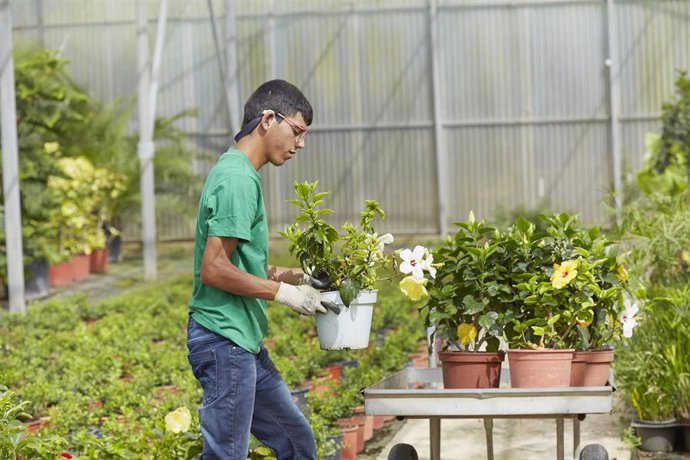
top-left (261, 109), bottom-right (275, 128)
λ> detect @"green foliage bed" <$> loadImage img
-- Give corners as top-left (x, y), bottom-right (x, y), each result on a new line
top-left (0, 274), bottom-right (424, 459)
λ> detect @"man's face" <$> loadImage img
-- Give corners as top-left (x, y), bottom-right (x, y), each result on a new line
top-left (265, 112), bottom-right (308, 166)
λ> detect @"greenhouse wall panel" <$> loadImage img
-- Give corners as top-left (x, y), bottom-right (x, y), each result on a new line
top-left (6, 0), bottom-right (690, 240)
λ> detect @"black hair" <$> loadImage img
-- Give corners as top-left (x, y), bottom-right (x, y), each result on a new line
top-left (241, 79), bottom-right (313, 126)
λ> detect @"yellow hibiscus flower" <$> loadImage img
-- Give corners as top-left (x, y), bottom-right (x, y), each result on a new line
top-left (457, 323), bottom-right (477, 346)
top-left (164, 407), bottom-right (191, 433)
top-left (43, 142), bottom-right (60, 154)
top-left (551, 260), bottom-right (578, 289)
top-left (399, 276), bottom-right (428, 301)
top-left (615, 264), bottom-right (628, 281)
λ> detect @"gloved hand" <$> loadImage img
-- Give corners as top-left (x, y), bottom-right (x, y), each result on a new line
top-left (301, 271), bottom-right (332, 290)
top-left (299, 271), bottom-right (342, 314)
top-left (275, 282), bottom-right (327, 316)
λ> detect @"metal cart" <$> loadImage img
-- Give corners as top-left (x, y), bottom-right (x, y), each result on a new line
top-left (363, 367), bottom-right (614, 460)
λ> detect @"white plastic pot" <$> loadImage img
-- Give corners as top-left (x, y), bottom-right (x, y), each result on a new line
top-left (315, 290), bottom-right (377, 350)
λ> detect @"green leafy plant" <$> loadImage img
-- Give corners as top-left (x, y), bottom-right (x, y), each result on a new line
top-left (507, 213), bottom-right (632, 350)
top-left (615, 293), bottom-right (677, 421)
top-left (636, 71), bottom-right (690, 197)
top-left (421, 212), bottom-right (516, 352)
top-left (280, 181), bottom-right (393, 306)
top-left (0, 384), bottom-right (69, 459)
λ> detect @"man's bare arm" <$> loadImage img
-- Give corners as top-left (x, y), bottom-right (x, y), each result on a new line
top-left (200, 236), bottom-right (279, 300)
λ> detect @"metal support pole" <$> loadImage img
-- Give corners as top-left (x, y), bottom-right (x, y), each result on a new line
top-left (606, 0), bottom-right (623, 219)
top-left (429, 0), bottom-right (448, 236)
top-left (430, 417), bottom-right (441, 460)
top-left (556, 417), bottom-right (565, 460)
top-left (136, 0), bottom-right (160, 281)
top-left (0, 0), bottom-right (27, 314)
top-left (225, 0), bottom-right (241, 136)
top-left (207, 0), bottom-right (240, 136)
top-left (573, 417), bottom-right (581, 458)
top-left (484, 418), bottom-right (495, 460)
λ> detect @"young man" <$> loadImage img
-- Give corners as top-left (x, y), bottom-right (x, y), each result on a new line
top-left (187, 79), bottom-right (333, 459)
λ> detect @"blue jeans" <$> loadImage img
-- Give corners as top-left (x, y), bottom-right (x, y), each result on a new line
top-left (186, 316), bottom-right (317, 460)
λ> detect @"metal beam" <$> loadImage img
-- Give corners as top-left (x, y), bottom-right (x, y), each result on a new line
top-left (606, 0), bottom-right (623, 218)
top-left (1, 0), bottom-right (27, 314)
top-left (225, 0), bottom-right (241, 136)
top-left (429, 0), bottom-right (448, 236)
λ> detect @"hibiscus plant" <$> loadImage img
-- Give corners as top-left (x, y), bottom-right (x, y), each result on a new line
top-left (419, 212), bottom-right (516, 352)
top-left (506, 213), bottom-right (637, 350)
top-left (280, 181), bottom-right (395, 306)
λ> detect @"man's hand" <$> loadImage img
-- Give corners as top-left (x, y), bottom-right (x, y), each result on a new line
top-left (275, 283), bottom-right (327, 315)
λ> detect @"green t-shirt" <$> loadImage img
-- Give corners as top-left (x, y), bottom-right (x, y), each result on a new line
top-left (188, 149), bottom-right (268, 353)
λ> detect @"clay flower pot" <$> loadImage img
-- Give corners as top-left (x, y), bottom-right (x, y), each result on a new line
top-left (439, 351), bottom-right (505, 388)
top-left (507, 349), bottom-right (574, 388)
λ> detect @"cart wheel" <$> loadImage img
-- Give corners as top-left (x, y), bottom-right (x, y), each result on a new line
top-left (579, 444), bottom-right (608, 460)
top-left (387, 443), bottom-right (418, 460)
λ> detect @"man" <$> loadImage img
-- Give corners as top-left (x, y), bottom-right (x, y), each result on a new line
top-left (187, 79), bottom-right (332, 459)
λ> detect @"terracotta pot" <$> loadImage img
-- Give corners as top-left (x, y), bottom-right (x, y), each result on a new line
top-left (154, 384), bottom-right (179, 399)
top-left (72, 254), bottom-right (90, 281)
top-left (49, 260), bottom-right (74, 287)
top-left (352, 406), bottom-right (374, 441)
top-left (308, 377), bottom-right (331, 395)
top-left (325, 362), bottom-right (343, 382)
top-left (339, 425), bottom-right (359, 460)
top-left (439, 351), bottom-right (505, 389)
top-left (89, 248), bottom-right (108, 273)
top-left (373, 414), bottom-right (386, 430)
top-left (337, 418), bottom-right (364, 452)
top-left (583, 349), bottom-right (614, 386)
top-left (570, 351), bottom-right (588, 386)
top-left (26, 416), bottom-right (51, 432)
top-left (507, 349), bottom-right (574, 388)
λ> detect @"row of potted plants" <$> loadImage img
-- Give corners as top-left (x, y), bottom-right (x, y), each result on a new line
top-left (610, 72), bottom-right (690, 455)
top-left (1, 46), bottom-right (202, 300)
top-left (417, 211), bottom-right (640, 389)
top-left (613, 193), bottom-right (690, 453)
top-left (279, 180), bottom-right (638, 391)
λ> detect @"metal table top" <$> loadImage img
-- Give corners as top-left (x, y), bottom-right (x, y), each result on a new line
top-left (363, 367), bottom-right (613, 418)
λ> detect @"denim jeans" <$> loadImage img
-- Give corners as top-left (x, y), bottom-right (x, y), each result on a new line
top-left (186, 316), bottom-right (317, 460)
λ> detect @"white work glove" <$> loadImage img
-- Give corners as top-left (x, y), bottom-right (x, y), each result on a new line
top-left (275, 282), bottom-right (327, 316)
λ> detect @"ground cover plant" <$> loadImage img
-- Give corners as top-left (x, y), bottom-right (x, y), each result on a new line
top-left (0, 248), bottom-right (425, 458)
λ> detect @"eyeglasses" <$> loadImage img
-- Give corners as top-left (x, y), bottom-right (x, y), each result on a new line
top-left (275, 112), bottom-right (307, 142)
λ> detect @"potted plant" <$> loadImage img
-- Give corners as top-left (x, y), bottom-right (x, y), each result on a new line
top-left (281, 181), bottom-right (396, 350)
top-left (505, 213), bottom-right (633, 387)
top-left (616, 293), bottom-right (678, 453)
top-left (419, 212), bottom-right (513, 388)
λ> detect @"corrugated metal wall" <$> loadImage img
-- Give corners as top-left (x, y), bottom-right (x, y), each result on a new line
top-left (8, 0), bottom-right (690, 240)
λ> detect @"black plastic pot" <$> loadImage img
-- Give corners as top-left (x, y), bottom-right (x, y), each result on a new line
top-left (323, 433), bottom-right (343, 460)
top-left (25, 258), bottom-right (49, 299)
top-left (682, 424), bottom-right (690, 452)
top-left (289, 385), bottom-right (310, 415)
top-left (631, 418), bottom-right (677, 452)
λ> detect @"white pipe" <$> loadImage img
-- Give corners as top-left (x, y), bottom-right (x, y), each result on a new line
top-left (0, 0), bottom-right (26, 313)
top-left (136, 0), bottom-right (158, 280)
